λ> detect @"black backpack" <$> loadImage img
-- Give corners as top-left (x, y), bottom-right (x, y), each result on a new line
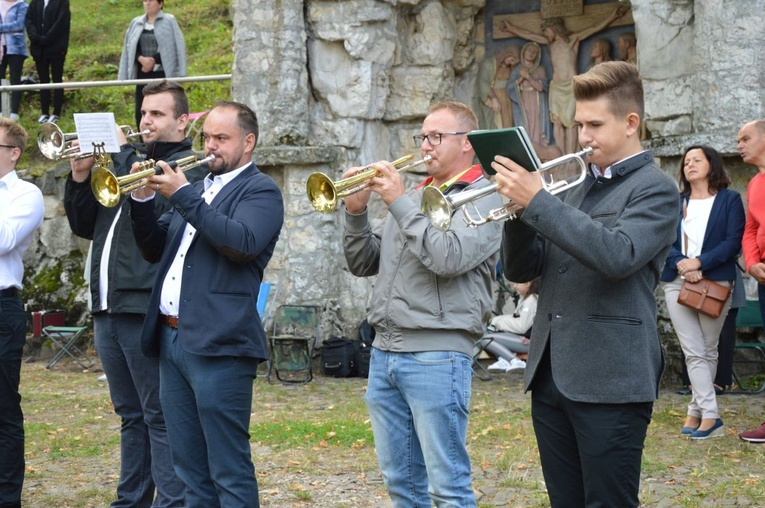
top-left (321, 336), bottom-right (358, 377)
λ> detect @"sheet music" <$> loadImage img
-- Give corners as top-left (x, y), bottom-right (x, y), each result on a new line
top-left (73, 113), bottom-right (121, 153)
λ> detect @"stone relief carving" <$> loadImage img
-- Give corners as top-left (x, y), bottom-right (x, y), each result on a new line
top-left (480, 1), bottom-right (634, 155)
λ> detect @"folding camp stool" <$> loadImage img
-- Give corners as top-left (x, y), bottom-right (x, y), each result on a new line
top-left (44, 326), bottom-right (94, 369)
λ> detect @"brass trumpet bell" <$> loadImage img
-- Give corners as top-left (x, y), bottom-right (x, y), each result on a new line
top-left (38, 122), bottom-right (78, 160)
top-left (422, 147), bottom-right (593, 231)
top-left (91, 154), bottom-right (215, 208)
top-left (37, 122), bottom-right (150, 161)
top-left (306, 154), bottom-right (431, 213)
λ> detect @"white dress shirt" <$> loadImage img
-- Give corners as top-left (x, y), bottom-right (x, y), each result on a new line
top-left (0, 170), bottom-right (45, 290)
top-left (159, 164), bottom-right (250, 316)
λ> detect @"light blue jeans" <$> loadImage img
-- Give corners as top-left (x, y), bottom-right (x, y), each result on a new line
top-left (365, 348), bottom-right (476, 508)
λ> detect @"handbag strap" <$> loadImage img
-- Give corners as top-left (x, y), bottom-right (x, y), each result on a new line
top-left (682, 199), bottom-right (689, 256)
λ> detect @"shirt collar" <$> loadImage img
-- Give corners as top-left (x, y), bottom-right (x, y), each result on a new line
top-left (203, 162), bottom-right (250, 190)
top-left (589, 150), bottom-right (648, 180)
top-left (0, 170), bottom-right (19, 189)
top-left (415, 164), bottom-right (485, 192)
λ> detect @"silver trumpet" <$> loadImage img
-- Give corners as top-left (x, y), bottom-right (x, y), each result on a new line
top-left (422, 147), bottom-right (593, 231)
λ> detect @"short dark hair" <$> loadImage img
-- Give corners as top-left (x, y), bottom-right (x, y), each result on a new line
top-left (142, 80), bottom-right (189, 118)
top-left (573, 61), bottom-right (644, 121)
top-left (0, 117), bottom-right (28, 155)
top-left (677, 145), bottom-right (729, 195)
top-left (213, 100), bottom-right (259, 145)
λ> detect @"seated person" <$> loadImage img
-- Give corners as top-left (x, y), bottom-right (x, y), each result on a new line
top-left (482, 277), bottom-right (540, 371)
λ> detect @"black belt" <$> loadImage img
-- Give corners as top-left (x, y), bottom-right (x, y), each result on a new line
top-left (0, 287), bottom-right (19, 297)
top-left (160, 314), bottom-right (179, 329)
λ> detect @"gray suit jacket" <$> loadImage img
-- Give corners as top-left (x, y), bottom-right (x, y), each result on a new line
top-left (502, 151), bottom-right (678, 404)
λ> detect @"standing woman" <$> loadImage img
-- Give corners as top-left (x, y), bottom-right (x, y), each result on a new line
top-left (661, 145), bottom-right (745, 440)
top-left (0, 0), bottom-right (28, 121)
top-left (25, 0), bottom-right (70, 124)
top-left (118, 0), bottom-right (186, 126)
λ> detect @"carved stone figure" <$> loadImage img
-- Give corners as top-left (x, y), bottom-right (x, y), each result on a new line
top-left (476, 44), bottom-right (521, 129)
top-left (499, 6), bottom-right (627, 154)
top-left (618, 32), bottom-right (637, 65)
top-left (506, 42), bottom-right (552, 149)
top-left (588, 38), bottom-right (613, 70)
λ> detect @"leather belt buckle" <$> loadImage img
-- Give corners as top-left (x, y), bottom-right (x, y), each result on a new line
top-left (161, 314), bottom-right (179, 329)
top-left (0, 287), bottom-right (19, 297)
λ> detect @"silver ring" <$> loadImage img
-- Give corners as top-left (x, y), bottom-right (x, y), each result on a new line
top-left (156, 183), bottom-right (159, 191)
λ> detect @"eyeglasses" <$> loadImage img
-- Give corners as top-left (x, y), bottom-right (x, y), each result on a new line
top-left (412, 131), bottom-right (467, 147)
top-left (0, 144), bottom-right (18, 150)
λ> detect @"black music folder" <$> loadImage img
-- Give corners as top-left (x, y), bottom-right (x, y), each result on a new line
top-left (467, 126), bottom-right (541, 175)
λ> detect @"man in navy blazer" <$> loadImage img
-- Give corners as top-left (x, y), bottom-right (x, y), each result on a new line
top-left (129, 100), bottom-right (283, 507)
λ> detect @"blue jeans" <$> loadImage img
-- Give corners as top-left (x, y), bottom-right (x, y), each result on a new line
top-left (94, 313), bottom-right (184, 508)
top-left (0, 293), bottom-right (26, 508)
top-left (365, 348), bottom-right (476, 508)
top-left (159, 324), bottom-right (260, 508)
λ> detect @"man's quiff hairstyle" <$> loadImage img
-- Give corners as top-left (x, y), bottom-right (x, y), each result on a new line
top-left (428, 100), bottom-right (478, 132)
top-left (573, 61), bottom-right (644, 121)
top-left (142, 80), bottom-right (189, 119)
top-left (0, 117), bottom-right (28, 154)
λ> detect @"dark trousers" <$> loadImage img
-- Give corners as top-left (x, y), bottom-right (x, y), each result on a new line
top-left (530, 352), bottom-right (652, 508)
top-left (134, 69), bottom-right (165, 127)
top-left (0, 51), bottom-right (26, 115)
top-left (159, 324), bottom-right (261, 508)
top-left (680, 307), bottom-right (737, 388)
top-left (94, 313), bottom-right (185, 507)
top-left (33, 54), bottom-right (66, 116)
top-left (0, 293), bottom-right (27, 508)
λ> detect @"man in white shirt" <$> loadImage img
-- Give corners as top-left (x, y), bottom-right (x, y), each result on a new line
top-left (0, 118), bottom-right (44, 508)
top-left (129, 101), bottom-right (283, 507)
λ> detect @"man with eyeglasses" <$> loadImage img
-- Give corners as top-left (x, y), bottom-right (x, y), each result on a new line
top-left (0, 118), bottom-right (44, 508)
top-left (342, 100), bottom-right (502, 507)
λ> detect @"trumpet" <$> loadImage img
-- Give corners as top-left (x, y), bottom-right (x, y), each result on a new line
top-left (91, 154), bottom-right (215, 208)
top-left (422, 147), bottom-right (593, 231)
top-left (306, 154), bottom-right (432, 213)
top-left (38, 122), bottom-right (150, 161)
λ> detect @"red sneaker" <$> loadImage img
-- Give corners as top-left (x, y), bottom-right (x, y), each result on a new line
top-left (739, 422), bottom-right (765, 443)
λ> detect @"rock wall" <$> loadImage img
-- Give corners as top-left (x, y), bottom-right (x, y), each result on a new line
top-left (23, 1), bottom-right (765, 378)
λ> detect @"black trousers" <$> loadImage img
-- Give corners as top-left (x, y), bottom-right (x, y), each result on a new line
top-left (531, 350), bottom-right (652, 508)
top-left (33, 53), bottom-right (66, 116)
top-left (0, 51), bottom-right (25, 115)
top-left (0, 292), bottom-right (26, 508)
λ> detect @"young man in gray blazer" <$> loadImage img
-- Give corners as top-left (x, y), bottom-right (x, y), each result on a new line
top-left (492, 61), bottom-right (678, 507)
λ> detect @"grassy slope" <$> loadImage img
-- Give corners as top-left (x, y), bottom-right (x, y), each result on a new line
top-left (21, 0), bottom-right (233, 170)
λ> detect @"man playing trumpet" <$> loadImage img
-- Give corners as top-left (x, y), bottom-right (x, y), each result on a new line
top-left (492, 61), bottom-right (677, 507)
top-left (63, 80), bottom-right (205, 507)
top-left (342, 101), bottom-right (502, 507)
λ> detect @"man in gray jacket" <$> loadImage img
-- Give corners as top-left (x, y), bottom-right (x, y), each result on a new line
top-left (492, 62), bottom-right (678, 507)
top-left (343, 101), bottom-right (502, 508)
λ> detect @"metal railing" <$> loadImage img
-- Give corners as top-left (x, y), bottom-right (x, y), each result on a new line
top-left (0, 74), bottom-right (232, 114)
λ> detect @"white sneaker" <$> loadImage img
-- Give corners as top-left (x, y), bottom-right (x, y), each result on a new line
top-left (37, 114), bottom-right (49, 124)
top-left (9, 113), bottom-right (19, 121)
top-left (487, 357), bottom-right (514, 371)
top-left (98, 374), bottom-right (107, 382)
top-left (48, 115), bottom-right (59, 124)
top-left (506, 357), bottom-right (526, 371)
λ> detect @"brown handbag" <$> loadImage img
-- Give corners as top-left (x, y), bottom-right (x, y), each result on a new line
top-left (677, 278), bottom-right (731, 318)
top-left (676, 199), bottom-right (731, 318)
